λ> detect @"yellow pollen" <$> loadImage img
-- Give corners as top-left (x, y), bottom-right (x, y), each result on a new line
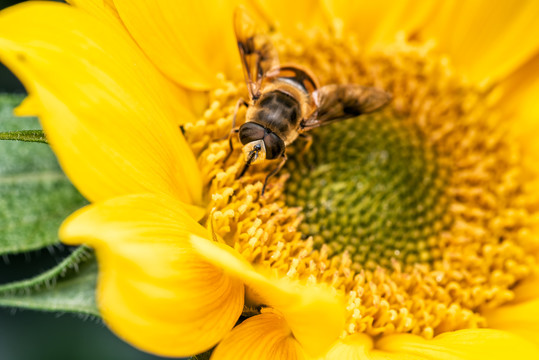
top-left (182, 29), bottom-right (539, 339)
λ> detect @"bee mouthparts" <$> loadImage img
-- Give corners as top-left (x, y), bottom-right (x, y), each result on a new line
top-left (242, 140), bottom-right (266, 164)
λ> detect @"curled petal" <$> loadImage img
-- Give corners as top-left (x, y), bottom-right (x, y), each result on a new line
top-left (212, 312), bottom-right (306, 360)
top-left (60, 194), bottom-right (244, 357)
top-left (191, 235), bottom-right (346, 357)
top-left (0, 2), bottom-right (201, 205)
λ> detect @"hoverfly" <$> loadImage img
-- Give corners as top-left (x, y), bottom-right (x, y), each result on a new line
top-left (230, 7), bottom-right (391, 194)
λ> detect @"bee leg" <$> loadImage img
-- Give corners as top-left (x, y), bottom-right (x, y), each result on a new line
top-left (298, 133), bottom-right (313, 155)
top-left (222, 98), bottom-right (248, 163)
top-left (262, 153), bottom-right (288, 195)
top-left (224, 128), bottom-right (240, 163)
top-left (232, 97), bottom-right (249, 129)
top-left (220, 98), bottom-right (248, 140)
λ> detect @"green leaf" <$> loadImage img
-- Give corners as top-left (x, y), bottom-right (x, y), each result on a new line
top-left (0, 129), bottom-right (47, 143)
top-left (0, 93), bottom-right (87, 254)
top-left (0, 246), bottom-right (99, 316)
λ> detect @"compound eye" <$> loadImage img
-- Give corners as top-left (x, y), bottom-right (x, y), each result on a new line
top-left (239, 123), bottom-right (265, 145)
top-left (264, 132), bottom-right (285, 159)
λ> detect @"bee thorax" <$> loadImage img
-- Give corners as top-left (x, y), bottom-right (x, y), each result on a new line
top-left (252, 90), bottom-right (301, 136)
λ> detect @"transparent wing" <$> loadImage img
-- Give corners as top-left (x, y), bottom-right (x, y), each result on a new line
top-left (234, 6), bottom-right (279, 100)
top-left (300, 84), bottom-right (391, 131)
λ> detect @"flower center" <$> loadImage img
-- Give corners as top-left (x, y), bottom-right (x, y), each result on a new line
top-left (284, 112), bottom-right (450, 270)
top-left (184, 29), bottom-right (539, 339)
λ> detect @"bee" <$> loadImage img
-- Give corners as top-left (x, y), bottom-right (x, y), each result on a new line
top-left (230, 7), bottom-right (391, 194)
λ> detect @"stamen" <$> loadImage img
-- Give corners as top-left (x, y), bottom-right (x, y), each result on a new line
top-left (182, 27), bottom-right (539, 339)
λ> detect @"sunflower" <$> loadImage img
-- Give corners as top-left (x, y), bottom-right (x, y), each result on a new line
top-left (1, 0), bottom-right (539, 359)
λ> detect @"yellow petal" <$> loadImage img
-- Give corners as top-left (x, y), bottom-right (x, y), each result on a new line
top-left (191, 234), bottom-right (346, 357)
top-left (376, 329), bottom-right (539, 360)
top-left (511, 275), bottom-right (539, 304)
top-left (488, 54), bottom-right (539, 351)
top-left (322, 0), bottom-right (436, 47)
top-left (66, 0), bottom-right (121, 24)
top-left (497, 52), bottom-right (539, 181)
top-left (69, 0), bottom-right (207, 125)
top-left (254, 0), bottom-right (329, 35)
top-left (0, 2), bottom-right (201, 205)
top-left (324, 334), bottom-right (421, 360)
top-left (60, 193), bottom-right (244, 357)
top-left (113, 0), bottom-right (241, 90)
top-left (420, 1), bottom-right (539, 83)
top-left (501, 52), bottom-right (539, 120)
top-left (211, 312), bottom-right (306, 360)
top-left (13, 93), bottom-right (38, 117)
top-left (484, 299), bottom-right (539, 350)
top-left (483, 275), bottom-right (539, 348)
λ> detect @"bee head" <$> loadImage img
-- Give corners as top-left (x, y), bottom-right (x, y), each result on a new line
top-left (239, 123), bottom-right (285, 164)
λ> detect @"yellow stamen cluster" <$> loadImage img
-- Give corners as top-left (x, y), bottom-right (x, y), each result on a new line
top-left (183, 29), bottom-right (539, 339)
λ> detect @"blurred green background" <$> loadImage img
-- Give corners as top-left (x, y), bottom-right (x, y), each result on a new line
top-left (0, 0), bottom-right (181, 359)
